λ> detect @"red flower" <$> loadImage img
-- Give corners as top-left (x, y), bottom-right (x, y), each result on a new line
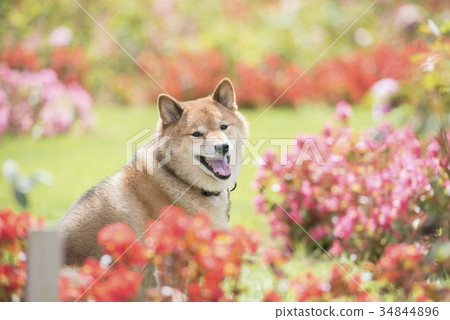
top-left (0, 208), bottom-right (42, 301)
top-left (0, 45), bottom-right (41, 71)
top-left (260, 247), bottom-right (289, 267)
top-left (143, 206), bottom-right (261, 301)
top-left (97, 223), bottom-right (150, 267)
top-left (263, 290), bottom-right (283, 302)
top-left (97, 223), bottom-right (136, 253)
top-left (50, 46), bottom-right (87, 84)
top-left (290, 272), bottom-right (327, 302)
top-left (61, 206), bottom-right (262, 302)
top-left (187, 282), bottom-right (224, 302)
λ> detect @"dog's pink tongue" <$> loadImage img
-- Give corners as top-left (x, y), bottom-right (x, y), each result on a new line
top-left (209, 158), bottom-right (231, 176)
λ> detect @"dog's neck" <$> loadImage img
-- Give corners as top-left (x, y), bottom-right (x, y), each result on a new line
top-left (164, 164), bottom-right (222, 197)
top-left (156, 156), bottom-right (225, 196)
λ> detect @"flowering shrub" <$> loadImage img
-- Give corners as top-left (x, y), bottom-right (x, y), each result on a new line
top-left (253, 101), bottom-right (448, 260)
top-left (369, 21), bottom-right (449, 131)
top-left (422, 128), bottom-right (450, 240)
top-left (59, 206), bottom-right (261, 302)
top-left (1, 43), bottom-right (88, 86)
top-left (232, 53), bottom-right (311, 107)
top-left (368, 243), bottom-right (450, 301)
top-left (0, 45), bottom-right (41, 71)
top-left (156, 50), bottom-right (227, 102)
top-left (311, 42), bottom-right (426, 103)
top-left (0, 63), bottom-right (94, 137)
top-left (1, 206), bottom-right (262, 302)
top-left (59, 223), bottom-right (149, 302)
top-left (107, 50), bottom-right (228, 105)
top-left (2, 207), bottom-right (449, 302)
top-left (288, 243), bottom-right (450, 302)
top-left (0, 208), bottom-right (43, 301)
top-left (1, 26), bottom-right (431, 109)
top-left (50, 46), bottom-right (88, 85)
top-left (144, 206), bottom-right (261, 302)
top-left (290, 265), bottom-right (373, 302)
top-left (121, 42), bottom-right (427, 107)
top-left (233, 43), bottom-right (426, 107)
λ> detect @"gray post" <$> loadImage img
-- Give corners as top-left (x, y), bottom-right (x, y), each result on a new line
top-left (26, 228), bottom-right (61, 302)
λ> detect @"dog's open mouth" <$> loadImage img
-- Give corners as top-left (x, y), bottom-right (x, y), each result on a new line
top-left (199, 155), bottom-right (231, 180)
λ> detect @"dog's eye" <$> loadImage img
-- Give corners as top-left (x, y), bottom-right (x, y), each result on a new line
top-left (191, 131), bottom-right (203, 137)
top-left (220, 124), bottom-right (228, 130)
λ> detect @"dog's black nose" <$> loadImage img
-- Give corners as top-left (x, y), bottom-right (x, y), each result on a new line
top-left (216, 143), bottom-right (229, 155)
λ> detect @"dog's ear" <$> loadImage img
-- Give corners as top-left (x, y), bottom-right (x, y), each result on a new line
top-left (213, 78), bottom-right (237, 109)
top-left (158, 94), bottom-right (183, 126)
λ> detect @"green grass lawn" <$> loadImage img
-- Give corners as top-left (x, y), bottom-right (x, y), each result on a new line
top-left (0, 104), bottom-right (373, 233)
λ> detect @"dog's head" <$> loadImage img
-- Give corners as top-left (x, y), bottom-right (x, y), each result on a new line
top-left (155, 78), bottom-right (248, 192)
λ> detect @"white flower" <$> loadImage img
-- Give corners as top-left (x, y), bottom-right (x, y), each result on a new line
top-left (371, 78), bottom-right (399, 99)
top-left (271, 183), bottom-right (281, 192)
top-left (49, 26), bottom-right (72, 46)
top-left (100, 254), bottom-right (113, 266)
top-left (161, 286), bottom-right (173, 296)
top-left (427, 19), bottom-right (441, 38)
top-left (361, 272), bottom-right (372, 282)
top-left (420, 55), bottom-right (440, 73)
top-left (354, 28), bottom-right (373, 46)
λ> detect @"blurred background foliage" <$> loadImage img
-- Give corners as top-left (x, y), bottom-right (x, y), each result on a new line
top-left (1, 0), bottom-right (448, 105)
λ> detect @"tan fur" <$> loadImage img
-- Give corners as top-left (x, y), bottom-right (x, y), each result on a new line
top-left (58, 78), bottom-right (248, 297)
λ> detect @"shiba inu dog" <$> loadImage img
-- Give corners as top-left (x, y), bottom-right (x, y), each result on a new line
top-left (59, 78), bottom-right (248, 294)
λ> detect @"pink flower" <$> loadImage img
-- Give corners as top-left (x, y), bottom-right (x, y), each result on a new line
top-left (254, 108), bottom-right (449, 260)
top-left (310, 225), bottom-right (330, 240)
top-left (329, 240), bottom-right (343, 256)
top-left (0, 89), bottom-right (10, 133)
top-left (300, 180), bottom-right (313, 197)
top-left (253, 193), bottom-right (266, 213)
top-left (333, 101), bottom-right (353, 122)
top-left (263, 148), bottom-right (277, 165)
top-left (16, 102), bottom-right (34, 132)
top-left (40, 105), bottom-right (74, 137)
top-left (0, 88), bottom-right (6, 106)
top-left (372, 102), bottom-right (393, 120)
top-left (440, 180), bottom-right (450, 197)
top-left (289, 207), bottom-right (302, 224)
top-left (333, 214), bottom-right (355, 240)
top-left (0, 63), bottom-right (93, 137)
top-left (67, 82), bottom-right (94, 129)
top-left (0, 107), bottom-right (10, 133)
top-left (426, 140), bottom-right (440, 159)
top-left (365, 174), bottom-right (382, 193)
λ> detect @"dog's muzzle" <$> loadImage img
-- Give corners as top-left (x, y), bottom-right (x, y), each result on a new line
top-left (198, 155), bottom-right (231, 180)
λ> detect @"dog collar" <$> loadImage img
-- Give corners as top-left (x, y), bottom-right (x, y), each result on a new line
top-left (201, 190), bottom-right (221, 197)
top-left (200, 183), bottom-right (237, 197)
top-left (200, 183), bottom-right (237, 222)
